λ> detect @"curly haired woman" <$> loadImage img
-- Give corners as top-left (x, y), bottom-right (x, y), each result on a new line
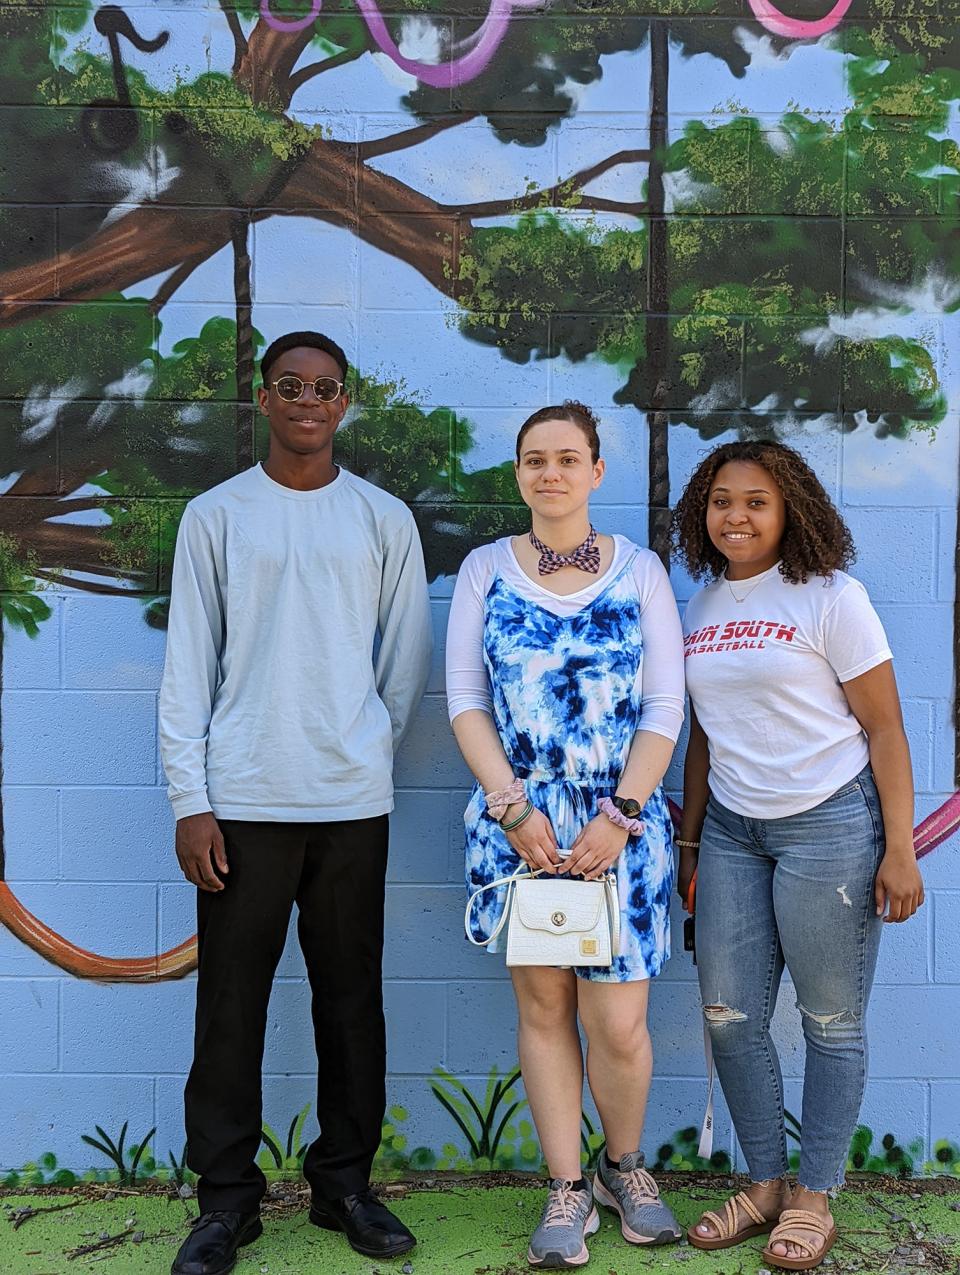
top-left (673, 440), bottom-right (924, 1272)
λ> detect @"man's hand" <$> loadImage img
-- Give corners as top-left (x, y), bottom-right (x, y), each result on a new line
top-left (175, 813), bottom-right (228, 892)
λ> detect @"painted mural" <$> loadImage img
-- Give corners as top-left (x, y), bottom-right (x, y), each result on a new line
top-left (0, 0), bottom-right (957, 1175)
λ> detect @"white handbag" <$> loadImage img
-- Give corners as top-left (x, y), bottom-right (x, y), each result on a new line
top-left (465, 863), bottom-right (621, 967)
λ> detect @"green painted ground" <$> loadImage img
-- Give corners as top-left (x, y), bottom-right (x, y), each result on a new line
top-left (2, 1181), bottom-right (958, 1275)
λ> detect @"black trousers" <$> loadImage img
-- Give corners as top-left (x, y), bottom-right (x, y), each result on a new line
top-left (184, 816), bottom-right (389, 1214)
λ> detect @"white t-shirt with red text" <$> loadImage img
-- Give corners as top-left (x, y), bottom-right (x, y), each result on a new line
top-left (683, 562), bottom-right (892, 819)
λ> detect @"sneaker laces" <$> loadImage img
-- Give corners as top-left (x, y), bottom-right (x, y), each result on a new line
top-left (543, 1181), bottom-right (583, 1226)
top-left (621, 1165), bottom-right (660, 1208)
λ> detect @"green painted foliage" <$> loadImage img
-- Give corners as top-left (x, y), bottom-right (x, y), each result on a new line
top-left (457, 81), bottom-right (950, 432)
top-left (653, 1126), bottom-right (734, 1173)
top-left (78, 1123), bottom-right (157, 1186)
top-left (257, 1105), bottom-right (312, 1176)
top-left (429, 1066), bottom-right (526, 1169)
top-left (459, 212), bottom-right (647, 366)
top-left (0, 534), bottom-right (52, 637)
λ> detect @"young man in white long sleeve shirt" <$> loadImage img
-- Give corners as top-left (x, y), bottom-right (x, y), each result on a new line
top-left (160, 331), bottom-right (432, 1275)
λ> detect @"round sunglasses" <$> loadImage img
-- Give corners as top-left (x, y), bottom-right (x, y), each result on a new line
top-left (271, 375), bottom-right (345, 403)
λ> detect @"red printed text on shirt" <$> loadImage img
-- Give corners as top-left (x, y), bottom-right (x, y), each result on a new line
top-left (683, 618), bottom-right (797, 657)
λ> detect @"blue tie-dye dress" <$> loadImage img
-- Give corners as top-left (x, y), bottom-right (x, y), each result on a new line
top-left (464, 550), bottom-right (674, 981)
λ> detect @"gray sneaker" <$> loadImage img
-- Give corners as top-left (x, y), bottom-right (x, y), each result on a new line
top-left (527, 1178), bottom-right (600, 1268)
top-left (593, 1150), bottom-right (681, 1245)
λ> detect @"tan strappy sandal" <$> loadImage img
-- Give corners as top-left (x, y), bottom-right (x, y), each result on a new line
top-left (687, 1189), bottom-right (776, 1251)
top-left (762, 1207), bottom-right (838, 1270)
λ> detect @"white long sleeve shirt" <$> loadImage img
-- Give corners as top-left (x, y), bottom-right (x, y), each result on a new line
top-left (446, 536), bottom-right (685, 743)
top-left (158, 464), bottom-right (432, 822)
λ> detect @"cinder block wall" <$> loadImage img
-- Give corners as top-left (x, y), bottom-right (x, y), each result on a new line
top-left (0, 0), bottom-right (957, 1176)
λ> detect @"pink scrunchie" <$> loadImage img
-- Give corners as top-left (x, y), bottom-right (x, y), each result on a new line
top-left (484, 777), bottom-right (526, 822)
top-left (598, 796), bottom-right (644, 837)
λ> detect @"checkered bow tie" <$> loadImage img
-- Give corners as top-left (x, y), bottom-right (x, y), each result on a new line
top-left (529, 527), bottom-right (601, 576)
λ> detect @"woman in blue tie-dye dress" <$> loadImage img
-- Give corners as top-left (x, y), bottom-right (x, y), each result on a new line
top-left (446, 402), bottom-right (686, 1268)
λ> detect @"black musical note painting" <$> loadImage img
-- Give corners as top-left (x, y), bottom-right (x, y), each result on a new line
top-left (81, 6), bottom-right (171, 154)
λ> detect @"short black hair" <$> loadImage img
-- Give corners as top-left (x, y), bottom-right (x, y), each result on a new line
top-left (260, 330), bottom-right (349, 384)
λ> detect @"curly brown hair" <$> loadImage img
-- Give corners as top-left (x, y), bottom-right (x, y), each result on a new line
top-left (671, 439), bottom-right (855, 584)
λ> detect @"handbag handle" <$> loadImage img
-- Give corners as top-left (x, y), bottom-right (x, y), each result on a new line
top-left (464, 866), bottom-right (619, 950)
top-left (606, 872), bottom-right (620, 956)
top-left (464, 865), bottom-right (540, 947)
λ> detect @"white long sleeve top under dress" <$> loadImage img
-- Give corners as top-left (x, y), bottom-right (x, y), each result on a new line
top-left (446, 535), bottom-right (685, 743)
top-left (158, 463), bottom-right (433, 822)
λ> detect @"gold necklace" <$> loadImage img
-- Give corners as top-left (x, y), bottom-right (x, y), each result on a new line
top-left (725, 569), bottom-right (771, 605)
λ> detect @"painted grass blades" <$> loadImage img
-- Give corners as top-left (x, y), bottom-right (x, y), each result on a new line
top-left (79, 1122), bottom-right (156, 1185)
top-left (430, 1065), bottom-right (525, 1166)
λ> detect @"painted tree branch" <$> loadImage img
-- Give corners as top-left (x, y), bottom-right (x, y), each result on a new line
top-left (577, 197), bottom-right (648, 217)
top-left (446, 148), bottom-right (650, 218)
top-left (358, 112), bottom-right (479, 161)
top-left (0, 43), bottom-right (653, 324)
top-left (0, 883), bottom-right (197, 981)
top-left (0, 207), bottom-right (234, 326)
top-left (149, 257), bottom-right (206, 314)
top-left (0, 133), bottom-right (655, 325)
top-left (0, 140), bottom-right (469, 324)
top-left (4, 467), bottom-right (61, 497)
top-left (288, 47), bottom-right (365, 94)
top-left (32, 569), bottom-right (137, 596)
top-left (236, 18), bottom-right (323, 106)
top-left (219, 0), bottom-right (249, 73)
top-left (5, 518), bottom-right (144, 580)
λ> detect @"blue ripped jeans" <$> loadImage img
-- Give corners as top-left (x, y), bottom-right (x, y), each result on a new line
top-left (696, 767), bottom-right (885, 1191)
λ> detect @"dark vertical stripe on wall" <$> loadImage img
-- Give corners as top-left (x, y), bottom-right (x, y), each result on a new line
top-left (0, 620), bottom-right (5, 881)
top-left (232, 211), bottom-right (255, 471)
top-left (646, 19), bottom-right (670, 567)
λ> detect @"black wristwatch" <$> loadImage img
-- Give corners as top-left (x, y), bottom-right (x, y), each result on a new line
top-left (611, 795), bottom-right (643, 820)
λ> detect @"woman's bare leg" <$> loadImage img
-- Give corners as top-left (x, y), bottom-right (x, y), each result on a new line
top-left (511, 965), bottom-right (582, 1179)
top-left (577, 978), bottom-right (650, 1159)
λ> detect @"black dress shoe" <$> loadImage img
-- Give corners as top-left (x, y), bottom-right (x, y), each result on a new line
top-left (171, 1210), bottom-right (262, 1275)
top-left (309, 1188), bottom-right (416, 1257)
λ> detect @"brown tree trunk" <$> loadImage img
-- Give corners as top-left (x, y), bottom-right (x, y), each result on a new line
top-left (231, 213), bottom-right (255, 470)
top-left (236, 21), bottom-right (321, 106)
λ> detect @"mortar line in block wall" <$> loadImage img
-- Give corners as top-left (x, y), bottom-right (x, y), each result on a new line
top-left (0, 1070), bottom-right (747, 1084)
top-left (3, 878), bottom-right (189, 886)
top-left (57, 599), bottom-right (65, 692)
top-left (56, 977), bottom-right (63, 1073)
top-left (5, 784), bottom-right (171, 791)
top-left (928, 895), bottom-right (936, 982)
top-left (56, 786), bottom-right (63, 880)
top-left (3, 689), bottom-right (163, 697)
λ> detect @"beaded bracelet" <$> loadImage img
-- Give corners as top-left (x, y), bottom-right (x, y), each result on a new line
top-left (674, 838), bottom-right (701, 850)
top-left (501, 801), bottom-right (534, 832)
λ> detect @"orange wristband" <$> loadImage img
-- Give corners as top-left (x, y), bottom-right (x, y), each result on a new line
top-left (684, 868), bottom-right (698, 915)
